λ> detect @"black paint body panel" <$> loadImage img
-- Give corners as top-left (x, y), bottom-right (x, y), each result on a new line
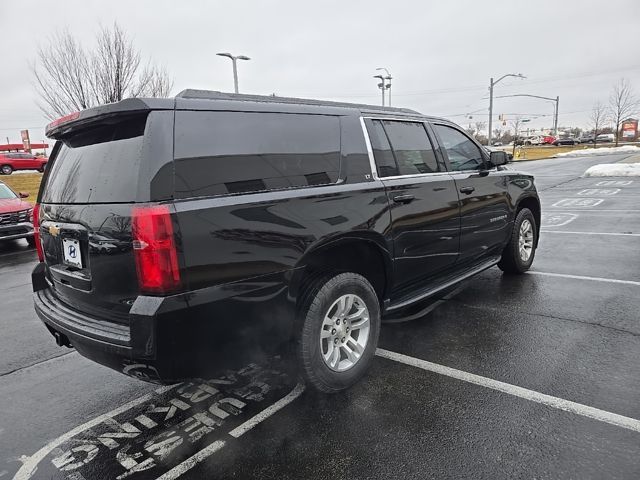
top-left (32, 94), bottom-right (540, 383)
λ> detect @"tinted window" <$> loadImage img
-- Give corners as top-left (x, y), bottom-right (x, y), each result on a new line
top-left (381, 121), bottom-right (439, 175)
top-left (434, 124), bottom-right (485, 171)
top-left (367, 119), bottom-right (398, 177)
top-left (174, 111), bottom-right (340, 198)
top-left (42, 116), bottom-right (147, 203)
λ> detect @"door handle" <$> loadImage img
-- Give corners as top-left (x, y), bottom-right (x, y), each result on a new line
top-left (459, 186), bottom-right (475, 195)
top-left (392, 194), bottom-right (415, 204)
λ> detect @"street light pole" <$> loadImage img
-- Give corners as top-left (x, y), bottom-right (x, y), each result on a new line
top-left (488, 73), bottom-right (526, 145)
top-left (374, 74), bottom-right (386, 106)
top-left (216, 52), bottom-right (251, 94)
top-left (376, 68), bottom-right (392, 106)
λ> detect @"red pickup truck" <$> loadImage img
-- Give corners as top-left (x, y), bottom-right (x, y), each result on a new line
top-left (0, 152), bottom-right (48, 175)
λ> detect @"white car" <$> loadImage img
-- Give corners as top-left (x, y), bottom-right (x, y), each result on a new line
top-left (595, 133), bottom-right (615, 143)
top-left (523, 136), bottom-right (543, 146)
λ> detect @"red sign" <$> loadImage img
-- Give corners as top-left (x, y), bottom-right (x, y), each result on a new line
top-left (20, 129), bottom-right (31, 153)
top-left (621, 119), bottom-right (638, 139)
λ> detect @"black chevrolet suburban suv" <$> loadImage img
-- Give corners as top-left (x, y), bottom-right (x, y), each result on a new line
top-left (32, 90), bottom-right (540, 392)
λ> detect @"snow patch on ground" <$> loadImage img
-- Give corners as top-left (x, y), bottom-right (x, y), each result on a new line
top-left (584, 163), bottom-right (640, 177)
top-left (555, 145), bottom-right (640, 158)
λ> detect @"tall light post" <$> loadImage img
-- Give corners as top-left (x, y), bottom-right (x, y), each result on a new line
top-left (374, 74), bottom-right (386, 106)
top-left (494, 93), bottom-right (560, 136)
top-left (376, 67), bottom-right (392, 106)
top-left (216, 52), bottom-right (251, 94)
top-left (488, 73), bottom-right (525, 145)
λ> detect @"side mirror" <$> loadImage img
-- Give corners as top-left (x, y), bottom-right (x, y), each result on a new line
top-left (19, 192), bottom-right (29, 198)
top-left (489, 150), bottom-right (508, 166)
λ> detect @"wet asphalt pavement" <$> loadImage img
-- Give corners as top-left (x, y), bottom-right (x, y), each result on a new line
top-left (1, 153), bottom-right (639, 479)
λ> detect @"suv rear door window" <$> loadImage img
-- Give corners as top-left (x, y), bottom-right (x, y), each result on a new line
top-left (41, 116), bottom-right (148, 204)
top-left (433, 124), bottom-right (485, 171)
top-left (174, 111), bottom-right (340, 198)
top-left (380, 120), bottom-right (440, 175)
top-left (367, 119), bottom-right (398, 177)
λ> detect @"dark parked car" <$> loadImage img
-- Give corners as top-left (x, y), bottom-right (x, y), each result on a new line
top-left (0, 152), bottom-right (48, 175)
top-left (553, 137), bottom-right (579, 146)
top-left (32, 91), bottom-right (541, 392)
top-left (0, 181), bottom-right (35, 245)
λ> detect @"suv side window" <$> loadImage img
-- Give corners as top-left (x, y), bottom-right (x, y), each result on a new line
top-left (174, 111), bottom-right (340, 198)
top-left (367, 120), bottom-right (398, 177)
top-left (381, 120), bottom-right (439, 175)
top-left (433, 124), bottom-right (485, 171)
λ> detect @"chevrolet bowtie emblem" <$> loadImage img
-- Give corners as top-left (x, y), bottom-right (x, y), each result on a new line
top-left (49, 225), bottom-right (60, 237)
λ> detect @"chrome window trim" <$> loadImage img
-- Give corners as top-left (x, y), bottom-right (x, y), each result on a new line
top-left (379, 171), bottom-right (453, 181)
top-left (359, 116), bottom-right (379, 180)
top-left (360, 116), bottom-right (454, 181)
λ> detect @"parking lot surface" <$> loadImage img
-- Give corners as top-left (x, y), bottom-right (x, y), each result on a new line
top-left (1, 152), bottom-right (639, 479)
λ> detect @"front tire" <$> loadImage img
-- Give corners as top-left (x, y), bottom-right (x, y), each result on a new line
top-left (1, 165), bottom-right (12, 175)
top-left (498, 208), bottom-right (537, 274)
top-left (297, 272), bottom-right (381, 393)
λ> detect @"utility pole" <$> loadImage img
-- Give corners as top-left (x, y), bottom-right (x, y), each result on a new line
top-left (216, 52), bottom-right (251, 94)
top-left (553, 96), bottom-right (560, 136)
top-left (488, 73), bottom-right (526, 145)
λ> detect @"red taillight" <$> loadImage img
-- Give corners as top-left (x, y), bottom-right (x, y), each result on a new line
top-left (132, 205), bottom-right (181, 294)
top-left (33, 203), bottom-right (44, 262)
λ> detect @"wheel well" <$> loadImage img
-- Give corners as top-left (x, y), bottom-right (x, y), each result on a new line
top-left (517, 197), bottom-right (541, 244)
top-left (298, 240), bottom-right (389, 305)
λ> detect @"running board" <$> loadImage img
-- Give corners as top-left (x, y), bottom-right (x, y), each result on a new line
top-left (385, 257), bottom-right (500, 313)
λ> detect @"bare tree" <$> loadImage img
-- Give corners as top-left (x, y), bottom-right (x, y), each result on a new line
top-left (590, 101), bottom-right (607, 149)
top-left (33, 23), bottom-right (173, 119)
top-left (510, 117), bottom-right (522, 157)
top-left (608, 78), bottom-right (638, 147)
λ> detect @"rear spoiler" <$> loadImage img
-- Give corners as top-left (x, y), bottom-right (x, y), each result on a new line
top-left (45, 98), bottom-right (174, 139)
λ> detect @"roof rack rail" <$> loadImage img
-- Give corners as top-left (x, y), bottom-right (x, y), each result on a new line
top-left (176, 89), bottom-right (419, 115)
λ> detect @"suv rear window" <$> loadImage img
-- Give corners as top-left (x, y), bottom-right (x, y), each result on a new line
top-left (41, 115), bottom-right (147, 204)
top-left (174, 111), bottom-right (341, 198)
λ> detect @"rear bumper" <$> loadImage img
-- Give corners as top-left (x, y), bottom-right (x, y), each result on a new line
top-left (0, 221), bottom-right (33, 241)
top-left (31, 263), bottom-right (296, 383)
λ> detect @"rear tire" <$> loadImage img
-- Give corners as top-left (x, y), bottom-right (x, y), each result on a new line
top-left (296, 272), bottom-right (381, 393)
top-left (1, 165), bottom-right (12, 175)
top-left (38, 163), bottom-right (47, 173)
top-left (498, 208), bottom-right (537, 274)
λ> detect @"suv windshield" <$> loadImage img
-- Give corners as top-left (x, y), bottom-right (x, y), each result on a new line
top-left (0, 183), bottom-right (17, 199)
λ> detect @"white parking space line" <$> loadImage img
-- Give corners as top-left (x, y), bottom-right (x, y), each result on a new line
top-left (541, 230), bottom-right (640, 237)
top-left (229, 383), bottom-right (305, 438)
top-left (14, 385), bottom-right (179, 480)
top-left (157, 383), bottom-right (305, 480)
top-left (549, 209), bottom-right (640, 213)
top-left (527, 271), bottom-right (640, 287)
top-left (155, 441), bottom-right (226, 480)
top-left (376, 349), bottom-right (640, 434)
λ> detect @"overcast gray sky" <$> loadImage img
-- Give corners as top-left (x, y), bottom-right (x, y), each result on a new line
top-left (1, 0), bottom-right (639, 146)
